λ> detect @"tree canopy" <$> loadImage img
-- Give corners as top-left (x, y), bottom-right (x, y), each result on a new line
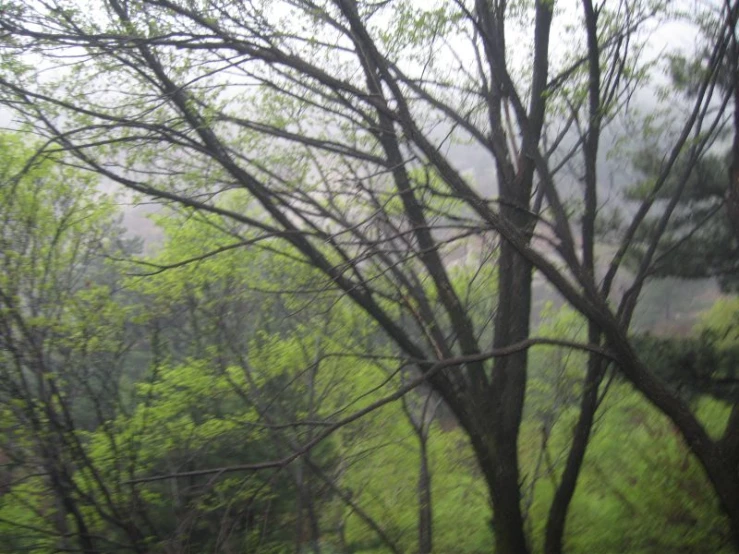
top-left (0, 1), bottom-right (738, 553)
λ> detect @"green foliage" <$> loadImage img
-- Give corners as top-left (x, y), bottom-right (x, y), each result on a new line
top-left (630, 295), bottom-right (739, 405)
top-left (527, 304), bottom-right (588, 421)
top-left (519, 302), bottom-right (734, 553)
top-left (335, 404), bottom-right (493, 554)
top-left (560, 385), bottom-right (731, 553)
top-left (696, 296), bottom-right (739, 351)
top-left (0, 477), bottom-right (57, 554)
top-left (0, 121), bottom-right (735, 553)
top-left (619, 74), bottom-right (738, 292)
top-left (83, 358), bottom-right (291, 552)
top-left (0, 132), bottom-right (149, 552)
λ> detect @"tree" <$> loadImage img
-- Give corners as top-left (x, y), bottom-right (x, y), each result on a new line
top-left (0, 132), bottom-right (151, 552)
top-left (1, 1), bottom-right (738, 551)
top-left (620, 4), bottom-right (739, 292)
top-left (125, 202), bottom-right (424, 553)
top-left (609, 3), bottom-right (739, 270)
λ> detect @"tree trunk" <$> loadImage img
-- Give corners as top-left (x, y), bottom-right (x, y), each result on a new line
top-left (304, 459), bottom-right (322, 554)
top-left (544, 326), bottom-right (605, 554)
top-left (468, 427), bottom-right (529, 554)
top-left (461, 240), bottom-right (533, 554)
top-left (699, 453), bottom-right (739, 549)
top-left (418, 439), bottom-right (433, 554)
top-left (488, 447), bottom-right (529, 554)
top-left (48, 466), bottom-right (97, 553)
top-left (728, 0), bottom-right (739, 242)
top-left (294, 463), bottom-right (305, 554)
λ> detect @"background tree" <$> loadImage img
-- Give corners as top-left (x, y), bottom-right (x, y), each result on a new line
top-left (1, 1), bottom-right (738, 552)
top-left (0, 131), bottom-right (735, 552)
top-left (0, 133), bottom-right (151, 552)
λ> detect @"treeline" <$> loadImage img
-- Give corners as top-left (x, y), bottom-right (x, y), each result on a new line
top-left (0, 0), bottom-right (738, 553)
top-left (0, 135), bottom-right (736, 553)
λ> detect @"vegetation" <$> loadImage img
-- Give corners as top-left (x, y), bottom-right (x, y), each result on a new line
top-left (0, 1), bottom-right (737, 553)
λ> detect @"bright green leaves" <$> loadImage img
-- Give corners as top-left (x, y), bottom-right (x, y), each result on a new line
top-left (374, 1), bottom-right (463, 57)
top-left (526, 303), bottom-right (588, 418)
top-left (0, 132), bottom-right (129, 377)
top-left (696, 296), bottom-right (739, 351)
top-left (566, 386), bottom-right (731, 553)
top-left (91, 359), bottom-right (258, 474)
top-left (0, 477), bottom-right (58, 554)
top-left (0, 131), bottom-right (147, 552)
